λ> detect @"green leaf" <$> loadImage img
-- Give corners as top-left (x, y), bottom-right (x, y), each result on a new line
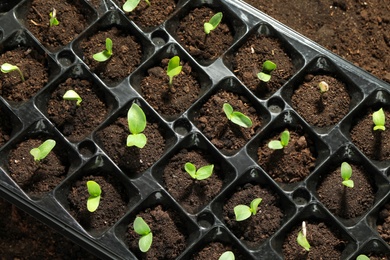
top-left (204, 23), bottom-right (214, 34)
top-left (123, 0), bottom-right (141, 12)
top-left (356, 255), bottom-right (370, 260)
top-left (127, 133), bottom-right (147, 148)
top-left (230, 112), bottom-right (253, 128)
top-left (257, 72), bottom-right (271, 82)
top-left (268, 140), bottom-right (283, 150)
top-left (29, 139), bottom-right (56, 161)
top-left (219, 251), bottom-right (235, 260)
top-left (134, 217), bottom-right (151, 235)
top-left (204, 12), bottom-right (223, 34)
top-left (340, 162), bottom-right (352, 181)
top-left (92, 38), bottom-right (113, 62)
top-left (63, 90), bottom-right (82, 106)
top-left (49, 9), bottom-right (59, 27)
top-left (280, 130), bottom-right (290, 147)
top-left (105, 38), bottom-right (113, 54)
top-left (263, 60), bottom-right (277, 72)
top-left (223, 103), bottom-right (234, 119)
top-left (297, 231), bottom-right (310, 251)
top-left (373, 108), bottom-right (386, 131)
top-left (234, 205), bottom-right (252, 221)
top-left (128, 103), bottom-right (147, 135)
top-left (87, 195), bottom-right (101, 212)
top-left (87, 181), bottom-right (102, 197)
top-left (184, 162), bottom-right (197, 179)
top-left (167, 57), bottom-right (182, 86)
top-left (195, 164), bottom-right (214, 180)
top-left (139, 232), bottom-right (153, 252)
top-left (250, 198), bottom-right (262, 215)
top-left (1, 63), bottom-right (18, 73)
top-left (342, 179), bottom-right (354, 188)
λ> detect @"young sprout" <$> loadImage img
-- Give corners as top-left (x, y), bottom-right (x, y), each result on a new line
top-left (222, 103), bottom-right (253, 128)
top-left (297, 221), bottom-right (310, 251)
top-left (93, 38), bottom-right (113, 62)
top-left (268, 130), bottom-right (290, 150)
top-left (372, 108), bottom-right (386, 131)
top-left (133, 216), bottom-right (153, 253)
top-left (123, 0), bottom-right (151, 12)
top-left (233, 198), bottom-right (262, 221)
top-left (29, 139), bottom-right (56, 162)
top-left (356, 255), bottom-right (370, 260)
top-left (166, 56), bottom-right (182, 87)
top-left (204, 12), bottom-right (223, 34)
top-left (49, 8), bottom-right (59, 27)
top-left (257, 60), bottom-right (277, 83)
top-left (219, 251), bottom-right (235, 260)
top-left (318, 81), bottom-right (329, 93)
top-left (127, 103), bottom-right (147, 148)
top-left (86, 180), bottom-right (101, 212)
top-left (63, 90), bottom-right (82, 106)
top-left (341, 162), bottom-right (354, 188)
top-left (1, 63), bottom-right (25, 82)
top-left (184, 162), bottom-right (214, 180)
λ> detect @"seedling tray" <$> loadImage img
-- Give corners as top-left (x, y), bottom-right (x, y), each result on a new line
top-left (1, 0), bottom-right (390, 259)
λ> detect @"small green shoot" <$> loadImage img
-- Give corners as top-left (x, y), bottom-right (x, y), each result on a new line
top-left (167, 56), bottom-right (182, 87)
top-left (318, 81), bottom-right (329, 93)
top-left (356, 255), bottom-right (370, 260)
top-left (257, 60), bottom-right (277, 82)
top-left (93, 38), bottom-right (113, 62)
top-left (234, 198), bottom-right (262, 221)
top-left (184, 162), bottom-right (214, 180)
top-left (268, 130), bottom-right (290, 150)
top-left (223, 103), bottom-right (253, 128)
top-left (123, 0), bottom-right (151, 12)
top-left (341, 162), bottom-right (354, 188)
top-left (133, 216), bottom-right (153, 253)
top-left (86, 181), bottom-right (101, 212)
top-left (127, 103), bottom-right (147, 148)
top-left (204, 12), bottom-right (223, 34)
top-left (63, 90), bottom-right (82, 106)
top-left (29, 139), bottom-right (56, 162)
top-left (219, 251), bottom-right (235, 260)
top-left (1, 63), bottom-right (25, 82)
top-left (49, 8), bottom-right (59, 27)
top-left (297, 221), bottom-right (310, 251)
top-left (373, 108), bottom-right (386, 131)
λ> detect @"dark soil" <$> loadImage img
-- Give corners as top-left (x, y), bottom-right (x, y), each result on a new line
top-left (257, 128), bottom-right (317, 183)
top-left (67, 174), bottom-right (128, 233)
top-left (80, 26), bottom-right (142, 86)
top-left (0, 108), bottom-right (12, 147)
top-left (162, 148), bottom-right (223, 214)
top-left (7, 138), bottom-right (68, 199)
top-left (175, 6), bottom-right (234, 64)
top-left (95, 113), bottom-right (165, 176)
top-left (223, 183), bottom-right (283, 248)
top-left (230, 34), bottom-right (295, 99)
top-left (26, 0), bottom-right (90, 51)
top-left (350, 107), bottom-right (390, 161)
top-left (47, 78), bottom-right (109, 143)
top-left (195, 89), bottom-right (262, 155)
top-left (377, 202), bottom-right (390, 245)
top-left (126, 205), bottom-right (187, 259)
top-left (282, 221), bottom-right (348, 259)
top-left (192, 242), bottom-right (244, 260)
top-left (0, 47), bottom-right (49, 103)
top-left (243, 0), bottom-right (390, 84)
top-left (0, 198), bottom-right (98, 259)
top-left (317, 163), bottom-right (375, 219)
top-left (291, 74), bottom-right (351, 127)
top-left (140, 58), bottom-right (201, 119)
top-left (86, 0), bottom-right (100, 10)
top-left (119, 0), bottom-right (176, 30)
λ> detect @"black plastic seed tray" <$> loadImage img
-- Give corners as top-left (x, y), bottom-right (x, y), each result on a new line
top-left (1, 0), bottom-right (390, 259)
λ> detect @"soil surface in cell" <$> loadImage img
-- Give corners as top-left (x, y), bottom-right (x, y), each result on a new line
top-left (0, 108), bottom-right (12, 147)
top-left (192, 242), bottom-right (245, 260)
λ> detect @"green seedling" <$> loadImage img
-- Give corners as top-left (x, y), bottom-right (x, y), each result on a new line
top-left (93, 38), bottom-right (113, 62)
top-left (127, 103), bottom-right (147, 148)
top-left (184, 162), bottom-right (214, 180)
top-left (318, 81), bottom-right (329, 93)
top-left (356, 255), bottom-right (370, 260)
top-left (30, 139), bottom-right (56, 162)
top-left (219, 251), bottom-right (235, 260)
top-left (133, 216), bottom-right (153, 253)
top-left (1, 63), bottom-right (25, 82)
top-left (257, 60), bottom-right (277, 82)
top-left (223, 103), bottom-right (253, 128)
top-left (373, 108), bottom-right (386, 131)
top-left (233, 198), bottom-right (262, 221)
top-left (63, 90), bottom-right (82, 106)
top-left (123, 0), bottom-right (150, 12)
top-left (86, 180), bottom-right (101, 212)
top-left (49, 8), bottom-right (59, 27)
top-left (341, 162), bottom-right (354, 188)
top-left (167, 56), bottom-right (182, 87)
top-left (204, 12), bottom-right (223, 34)
top-left (297, 221), bottom-right (310, 251)
top-left (268, 130), bottom-right (290, 150)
